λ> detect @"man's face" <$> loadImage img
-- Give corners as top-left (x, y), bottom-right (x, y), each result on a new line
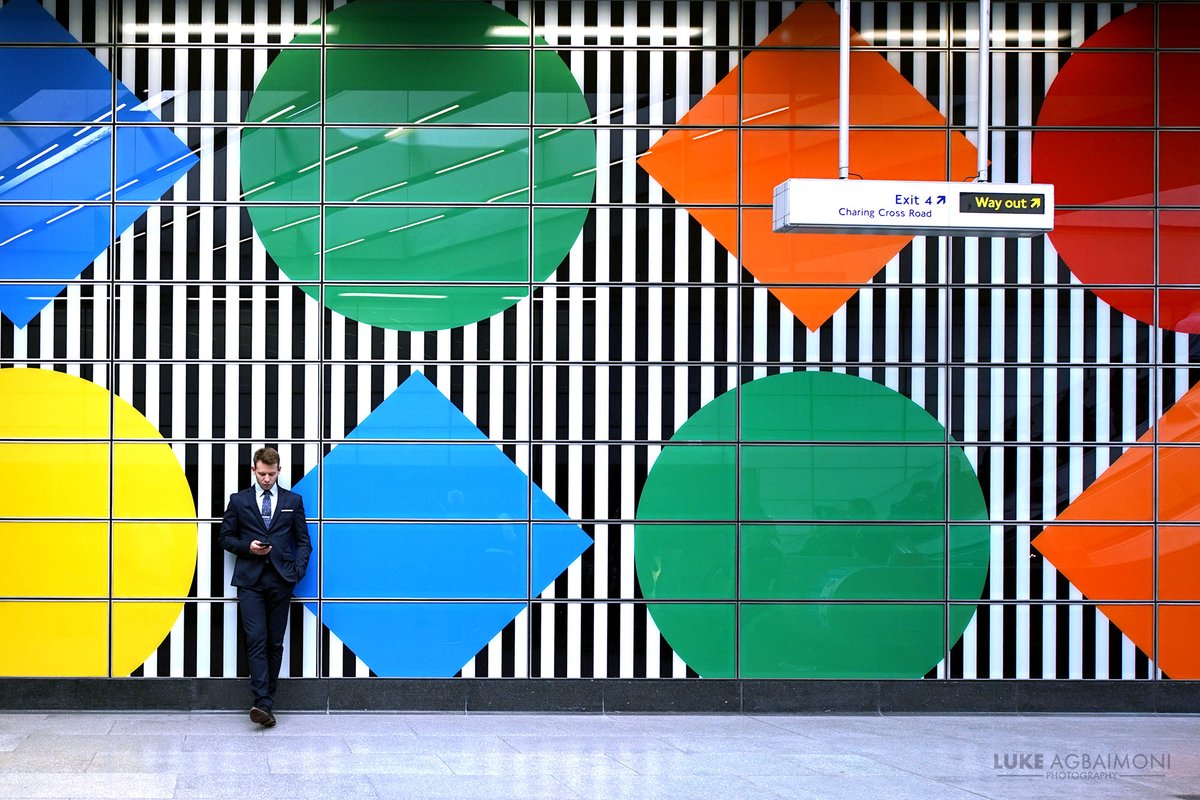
top-left (253, 461), bottom-right (279, 491)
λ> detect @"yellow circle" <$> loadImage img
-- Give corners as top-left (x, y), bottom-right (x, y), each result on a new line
top-left (0, 368), bottom-right (197, 676)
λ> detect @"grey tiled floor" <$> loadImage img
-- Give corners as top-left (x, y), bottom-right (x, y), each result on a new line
top-left (0, 711), bottom-right (1197, 799)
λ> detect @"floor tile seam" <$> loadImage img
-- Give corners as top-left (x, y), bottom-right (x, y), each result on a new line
top-left (427, 751), bottom-right (497, 777)
top-left (365, 770), bottom-right (594, 799)
top-left (0, 732), bottom-right (30, 753)
top-left (740, 772), bottom-right (847, 800)
top-left (934, 773), bottom-right (1174, 800)
top-left (745, 713), bottom-right (882, 742)
top-left (652, 732), bottom-right (691, 754)
top-left (570, 750), bottom-right (669, 778)
top-left (488, 734), bottom-right (535, 755)
top-left (794, 747), bottom-right (963, 784)
top-left (433, 749), bottom-right (641, 777)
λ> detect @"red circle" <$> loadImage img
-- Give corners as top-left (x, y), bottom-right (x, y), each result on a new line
top-left (1032, 6), bottom-right (1200, 333)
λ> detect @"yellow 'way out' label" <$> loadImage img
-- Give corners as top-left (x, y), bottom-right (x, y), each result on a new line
top-left (960, 192), bottom-right (1046, 214)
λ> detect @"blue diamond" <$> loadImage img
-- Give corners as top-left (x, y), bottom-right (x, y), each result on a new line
top-left (0, 0), bottom-right (197, 328)
top-left (294, 372), bottom-right (592, 677)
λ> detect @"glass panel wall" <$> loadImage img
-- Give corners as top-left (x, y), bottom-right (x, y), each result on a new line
top-left (1, 0), bottom-right (1197, 681)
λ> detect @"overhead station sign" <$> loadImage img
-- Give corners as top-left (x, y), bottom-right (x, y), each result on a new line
top-left (773, 178), bottom-right (1054, 237)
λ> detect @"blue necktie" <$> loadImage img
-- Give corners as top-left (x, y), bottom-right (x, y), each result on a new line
top-left (261, 491), bottom-right (272, 528)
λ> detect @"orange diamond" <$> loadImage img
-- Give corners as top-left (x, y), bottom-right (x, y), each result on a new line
top-left (1033, 382), bottom-right (1200, 678)
top-left (637, 1), bottom-right (977, 331)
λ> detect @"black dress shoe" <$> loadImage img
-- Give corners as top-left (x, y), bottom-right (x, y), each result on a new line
top-left (250, 706), bottom-right (276, 727)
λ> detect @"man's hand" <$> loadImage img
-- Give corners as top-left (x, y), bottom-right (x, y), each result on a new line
top-left (250, 540), bottom-right (272, 555)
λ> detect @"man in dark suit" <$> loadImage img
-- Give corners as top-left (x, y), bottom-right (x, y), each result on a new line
top-left (220, 447), bottom-right (311, 728)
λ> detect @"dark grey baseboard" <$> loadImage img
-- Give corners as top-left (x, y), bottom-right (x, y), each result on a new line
top-left (1, 679), bottom-right (1197, 714)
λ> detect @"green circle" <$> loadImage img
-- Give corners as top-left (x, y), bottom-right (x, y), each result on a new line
top-left (634, 371), bottom-right (990, 678)
top-left (241, 0), bottom-right (595, 331)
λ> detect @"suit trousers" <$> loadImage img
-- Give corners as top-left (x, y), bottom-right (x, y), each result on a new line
top-left (237, 562), bottom-right (293, 711)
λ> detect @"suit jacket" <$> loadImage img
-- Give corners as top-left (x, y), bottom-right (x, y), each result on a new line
top-left (219, 486), bottom-right (312, 587)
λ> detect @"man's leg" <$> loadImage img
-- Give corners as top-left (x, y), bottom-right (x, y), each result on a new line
top-left (263, 572), bottom-right (293, 703)
top-left (237, 586), bottom-right (271, 711)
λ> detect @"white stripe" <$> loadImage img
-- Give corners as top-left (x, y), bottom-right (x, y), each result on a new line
top-left (434, 150), bottom-right (504, 175)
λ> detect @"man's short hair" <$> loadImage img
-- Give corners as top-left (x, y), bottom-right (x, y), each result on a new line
top-left (253, 447), bottom-right (281, 468)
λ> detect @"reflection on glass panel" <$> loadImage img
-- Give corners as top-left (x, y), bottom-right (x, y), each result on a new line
top-left (322, 0), bottom-right (532, 47)
top-left (530, 522), bottom-right (593, 597)
top-left (742, 130), bottom-right (963, 199)
top-left (532, 127), bottom-right (596, 204)
top-left (313, 283), bottom-right (531, 332)
top-left (554, 49), bottom-right (738, 127)
top-left (0, 442), bottom-right (109, 517)
top-left (243, 207), bottom-right (320, 282)
top-left (1156, 289), bottom-right (1200, 338)
top-left (120, 204), bottom-right (205, 286)
top-left (242, 49), bottom-right (321, 123)
top-left (1049, 209), bottom-right (1154, 282)
top-left (1159, 447), bottom-right (1200, 522)
top-left (1035, 131), bottom-right (1153, 205)
top-left (1018, 444), bottom-right (1156, 523)
top-left (1031, 524), bottom-right (1155, 602)
top-left (1160, 134), bottom-right (1200, 207)
top-left (0, 368), bottom-right (111, 438)
top-left (1161, 6), bottom-right (1200, 48)
top-left (111, 601), bottom-right (188, 675)
top-left (1161, 529), bottom-right (1200, 601)
top-left (739, 444), bottom-right (948, 522)
top-left (321, 206), bottom-right (529, 282)
top-left (949, 287), bottom-right (1157, 365)
top-left (635, 445), bottom-right (737, 521)
top-left (950, 367), bottom-right (1155, 446)
top-left (1032, 45), bottom-right (1152, 122)
top-left (112, 523), bottom-right (197, 599)
top-left (738, 372), bottom-right (945, 443)
top-left (639, 126), bottom-right (736, 205)
top-left (113, 127), bottom-right (198, 201)
top-left (533, 205), bottom-right (589, 272)
top-left (112, 284), bottom-right (308, 361)
top-left (0, 522), bottom-right (108, 598)
top-left (322, 522), bottom-right (528, 600)
top-left (314, 442), bottom-right (530, 521)
top-left (0, 127), bottom-right (112, 202)
top-left (1159, 605), bottom-right (1200, 679)
top-left (238, 126), bottom-right (322, 202)
top-left (0, 49), bottom-right (112, 123)
top-left (1042, 52), bottom-right (1154, 126)
top-left (645, 602), bottom-right (736, 678)
top-left (116, 5), bottom-right (324, 45)
top-left (740, 603), bottom-right (949, 678)
top-left (946, 603), bottom-right (1157, 680)
top-left (324, 127), bottom-right (530, 204)
top-left (1157, 376), bottom-right (1200, 444)
top-left (1161, 211), bottom-right (1200, 287)
top-left (1160, 53), bottom-right (1200, 127)
top-left (743, 55), bottom-right (953, 128)
top-left (326, 49), bottom-right (531, 125)
top-left (533, 51), bottom-right (593, 126)
top-left (949, 525), bottom-right (991, 600)
top-left (111, 446), bottom-right (194, 610)
top-left (320, 600), bottom-right (527, 677)
top-left (634, 524), bottom-right (735, 599)
top-left (114, 50), bottom-right (287, 124)
top-left (0, 205), bottom-right (112, 328)
top-left (8, 183), bottom-right (169, 314)
top-left (741, 523), bottom-right (945, 601)
top-left (0, 601), bottom-right (108, 676)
